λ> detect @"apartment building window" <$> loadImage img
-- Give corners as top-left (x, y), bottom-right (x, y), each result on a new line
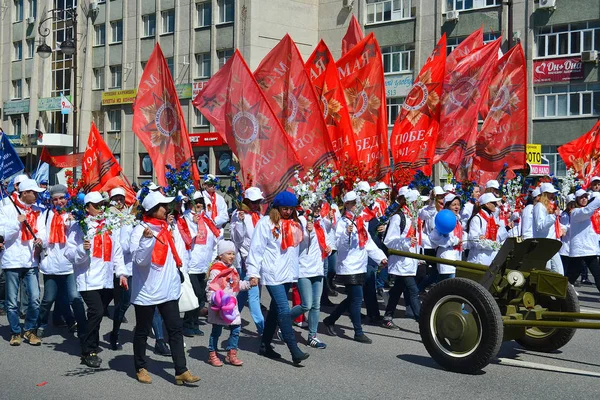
top-left (166, 57), bottom-right (175, 78)
top-left (140, 153), bottom-right (153, 175)
top-left (218, 49), bottom-right (233, 68)
top-left (14, 0), bottom-right (24, 22)
top-left (110, 20), bottom-right (123, 43)
top-left (162, 9), bottom-right (175, 34)
top-left (28, 0), bottom-right (36, 18)
top-left (366, 0), bottom-right (413, 25)
top-left (542, 146), bottom-right (566, 177)
top-left (447, 32), bottom-right (496, 54)
top-left (110, 66), bottom-right (122, 88)
top-left (24, 78), bottom-right (30, 98)
top-left (534, 83), bottom-right (600, 118)
top-left (536, 21), bottom-right (600, 58)
top-left (381, 44), bottom-right (414, 74)
top-left (218, 0), bottom-right (234, 23)
top-left (142, 14), bottom-right (156, 37)
top-left (197, 1), bottom-right (212, 27)
top-left (446, 0), bottom-right (500, 12)
top-left (94, 24), bottom-right (106, 46)
top-left (108, 110), bottom-right (122, 132)
top-left (93, 67), bottom-right (104, 90)
top-left (194, 108), bottom-right (209, 127)
top-left (26, 39), bottom-right (34, 58)
top-left (387, 97), bottom-right (405, 126)
top-left (12, 117), bottom-right (22, 136)
top-left (141, 61), bottom-right (147, 72)
top-left (195, 53), bottom-right (211, 78)
top-left (12, 79), bottom-right (22, 99)
top-left (13, 41), bottom-right (22, 61)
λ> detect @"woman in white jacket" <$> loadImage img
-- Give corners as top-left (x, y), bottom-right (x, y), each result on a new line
top-left (127, 191), bottom-right (199, 385)
top-left (521, 187), bottom-right (541, 240)
top-left (567, 189), bottom-right (600, 293)
top-left (532, 183), bottom-right (565, 274)
top-left (466, 193), bottom-right (510, 266)
top-left (430, 194), bottom-right (465, 281)
top-left (322, 191), bottom-right (387, 344)
top-left (559, 194), bottom-right (576, 277)
top-left (65, 192), bottom-right (125, 369)
top-left (246, 191), bottom-right (309, 364)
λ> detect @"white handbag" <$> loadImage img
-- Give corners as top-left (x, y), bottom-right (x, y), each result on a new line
top-left (178, 269), bottom-right (199, 313)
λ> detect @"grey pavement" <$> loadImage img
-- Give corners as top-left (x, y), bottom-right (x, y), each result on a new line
top-left (1, 284), bottom-right (600, 400)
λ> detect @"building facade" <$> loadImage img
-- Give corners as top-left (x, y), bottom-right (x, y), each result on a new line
top-left (1, 0), bottom-right (599, 184)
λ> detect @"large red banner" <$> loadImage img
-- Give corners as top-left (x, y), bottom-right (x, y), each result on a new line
top-left (341, 15), bottom-right (364, 56)
top-left (81, 122), bottom-right (123, 193)
top-left (39, 147), bottom-right (83, 168)
top-left (533, 57), bottom-right (584, 83)
top-left (336, 33), bottom-right (390, 181)
top-left (192, 50), bottom-right (301, 200)
top-left (558, 120), bottom-right (600, 187)
top-left (446, 27), bottom-right (483, 74)
top-left (390, 34), bottom-right (446, 177)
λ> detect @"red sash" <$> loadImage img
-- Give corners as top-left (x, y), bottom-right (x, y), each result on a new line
top-left (591, 208), bottom-right (600, 234)
top-left (195, 213), bottom-right (221, 245)
top-left (478, 210), bottom-right (498, 240)
top-left (313, 220), bottom-right (329, 260)
top-left (15, 198), bottom-right (39, 241)
top-left (143, 216), bottom-right (183, 267)
top-left (176, 216), bottom-right (193, 250)
top-left (345, 212), bottom-right (368, 248)
top-left (208, 192), bottom-right (219, 220)
top-left (280, 219), bottom-right (303, 250)
top-left (454, 221), bottom-right (463, 252)
top-left (49, 210), bottom-right (67, 244)
top-left (320, 202), bottom-right (331, 219)
top-left (554, 216), bottom-right (561, 239)
top-left (92, 222), bottom-right (112, 262)
top-left (362, 207), bottom-right (376, 222)
top-left (250, 211), bottom-right (261, 227)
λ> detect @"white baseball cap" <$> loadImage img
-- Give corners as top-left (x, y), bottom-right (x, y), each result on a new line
top-left (486, 180), bottom-right (500, 189)
top-left (14, 174), bottom-right (29, 186)
top-left (568, 193), bottom-right (578, 202)
top-left (343, 191), bottom-right (358, 203)
top-left (432, 186), bottom-right (446, 196)
top-left (147, 182), bottom-right (160, 191)
top-left (531, 187), bottom-right (541, 198)
top-left (18, 179), bottom-right (46, 193)
top-left (406, 189), bottom-right (419, 203)
top-left (397, 186), bottom-right (410, 198)
top-left (84, 191), bottom-right (104, 205)
top-left (443, 184), bottom-right (455, 193)
top-left (142, 191), bottom-right (175, 211)
top-left (575, 189), bottom-right (588, 198)
top-left (245, 187), bottom-right (264, 202)
top-left (540, 182), bottom-right (558, 194)
top-left (443, 193), bottom-right (459, 205)
top-left (356, 181), bottom-right (370, 193)
top-left (479, 192), bottom-right (502, 206)
top-left (590, 176), bottom-right (600, 183)
top-left (374, 182), bottom-right (389, 191)
top-left (110, 187), bottom-right (126, 198)
top-left (192, 191), bottom-right (204, 201)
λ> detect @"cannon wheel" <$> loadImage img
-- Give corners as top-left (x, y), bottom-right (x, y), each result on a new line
top-left (515, 284), bottom-right (579, 352)
top-left (419, 278), bottom-right (503, 374)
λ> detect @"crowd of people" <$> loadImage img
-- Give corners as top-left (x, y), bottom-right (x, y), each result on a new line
top-left (1, 172), bottom-right (599, 385)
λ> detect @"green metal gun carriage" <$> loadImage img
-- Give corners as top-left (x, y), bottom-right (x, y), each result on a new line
top-left (388, 238), bottom-right (600, 374)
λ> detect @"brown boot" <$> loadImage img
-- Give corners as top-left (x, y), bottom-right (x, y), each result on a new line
top-left (175, 370), bottom-right (200, 385)
top-left (23, 330), bottom-right (41, 346)
top-left (136, 368), bottom-right (152, 384)
top-left (207, 351), bottom-right (223, 367)
top-left (226, 349), bottom-right (244, 366)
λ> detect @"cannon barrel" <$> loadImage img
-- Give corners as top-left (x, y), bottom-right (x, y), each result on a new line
top-left (387, 249), bottom-right (490, 273)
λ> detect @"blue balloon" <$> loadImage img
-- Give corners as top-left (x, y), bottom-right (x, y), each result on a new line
top-left (76, 192), bottom-right (86, 204)
top-left (435, 209), bottom-right (457, 235)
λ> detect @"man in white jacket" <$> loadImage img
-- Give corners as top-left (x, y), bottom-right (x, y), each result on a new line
top-left (202, 174), bottom-right (229, 229)
top-left (0, 179), bottom-right (46, 346)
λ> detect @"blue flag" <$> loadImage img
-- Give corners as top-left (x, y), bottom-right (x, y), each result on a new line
top-left (32, 162), bottom-right (50, 184)
top-left (0, 131), bottom-right (25, 182)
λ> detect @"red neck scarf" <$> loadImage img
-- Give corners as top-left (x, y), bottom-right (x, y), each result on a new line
top-left (313, 220), bottom-right (329, 260)
top-left (402, 206), bottom-right (416, 246)
top-left (49, 210), bottom-right (67, 244)
top-left (454, 220), bottom-right (463, 252)
top-left (195, 212), bottom-right (221, 245)
top-left (320, 202), bottom-right (331, 219)
top-left (479, 210), bottom-right (498, 240)
top-left (362, 207), bottom-right (376, 222)
top-left (250, 211), bottom-right (261, 227)
top-left (176, 216), bottom-right (193, 250)
top-left (376, 199), bottom-right (387, 217)
top-left (591, 209), bottom-right (600, 234)
top-left (345, 212), bottom-right (368, 248)
top-left (208, 192), bottom-right (218, 220)
top-left (92, 221), bottom-right (112, 262)
top-left (143, 216), bottom-right (183, 268)
top-left (280, 219), bottom-right (303, 251)
top-left (15, 198), bottom-right (39, 241)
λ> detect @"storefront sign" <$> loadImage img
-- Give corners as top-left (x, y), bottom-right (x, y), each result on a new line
top-left (175, 81), bottom-right (209, 100)
top-left (38, 96), bottom-right (71, 112)
top-left (190, 132), bottom-right (223, 147)
top-left (101, 89), bottom-right (138, 105)
top-left (526, 144), bottom-right (542, 164)
top-left (529, 164), bottom-right (551, 176)
top-left (533, 57), bottom-right (584, 83)
top-left (3, 100), bottom-right (30, 115)
top-left (385, 74), bottom-right (414, 98)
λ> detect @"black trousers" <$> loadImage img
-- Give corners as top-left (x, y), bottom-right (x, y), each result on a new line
top-left (134, 300), bottom-right (187, 375)
top-left (183, 273), bottom-right (206, 330)
top-left (80, 289), bottom-right (113, 356)
top-left (567, 256), bottom-right (600, 293)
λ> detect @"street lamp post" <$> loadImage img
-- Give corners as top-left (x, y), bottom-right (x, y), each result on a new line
top-left (36, 8), bottom-right (78, 177)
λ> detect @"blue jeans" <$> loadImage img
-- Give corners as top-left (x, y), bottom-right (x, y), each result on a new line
top-left (208, 324), bottom-right (241, 351)
top-left (438, 273), bottom-right (455, 282)
top-left (0, 270), bottom-right (6, 311)
top-left (112, 276), bottom-right (132, 335)
top-left (37, 274), bottom-right (86, 336)
top-left (376, 267), bottom-right (389, 289)
top-left (152, 309), bottom-right (164, 340)
top-left (364, 262), bottom-right (380, 319)
top-left (324, 251), bottom-right (337, 278)
top-left (263, 283), bottom-right (303, 358)
top-left (328, 284), bottom-right (364, 336)
top-left (5, 268), bottom-right (40, 334)
top-left (384, 275), bottom-right (421, 321)
top-left (237, 264), bottom-right (264, 335)
top-left (291, 276), bottom-right (323, 339)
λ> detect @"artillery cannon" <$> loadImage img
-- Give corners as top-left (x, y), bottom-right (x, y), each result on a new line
top-left (388, 238), bottom-right (600, 374)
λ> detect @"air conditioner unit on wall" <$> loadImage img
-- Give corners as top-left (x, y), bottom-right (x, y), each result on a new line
top-left (582, 50), bottom-right (598, 62)
top-left (539, 0), bottom-right (557, 10)
top-left (343, 0), bottom-right (354, 9)
top-left (446, 10), bottom-right (459, 22)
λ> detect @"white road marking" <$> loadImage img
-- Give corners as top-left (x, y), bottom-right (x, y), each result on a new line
top-left (497, 358), bottom-right (600, 377)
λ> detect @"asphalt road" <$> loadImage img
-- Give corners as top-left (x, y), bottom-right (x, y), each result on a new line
top-left (1, 283), bottom-right (600, 400)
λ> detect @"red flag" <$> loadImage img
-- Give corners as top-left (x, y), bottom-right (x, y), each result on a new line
top-left (434, 38), bottom-right (502, 169)
top-left (446, 27), bottom-right (483, 74)
top-left (254, 34), bottom-right (335, 171)
top-left (81, 122), bottom-right (122, 193)
top-left (558, 120), bottom-right (600, 187)
top-left (336, 33), bottom-right (390, 181)
top-left (40, 147), bottom-right (83, 168)
top-left (473, 44), bottom-right (527, 177)
top-left (390, 34), bottom-right (446, 177)
top-left (342, 15), bottom-right (364, 56)
top-left (192, 50), bottom-right (301, 200)
top-left (132, 43), bottom-right (199, 187)
top-left (305, 40), bottom-right (359, 172)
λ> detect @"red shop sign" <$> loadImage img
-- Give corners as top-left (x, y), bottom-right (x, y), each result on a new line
top-left (533, 57), bottom-right (584, 83)
top-left (190, 132), bottom-right (224, 147)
